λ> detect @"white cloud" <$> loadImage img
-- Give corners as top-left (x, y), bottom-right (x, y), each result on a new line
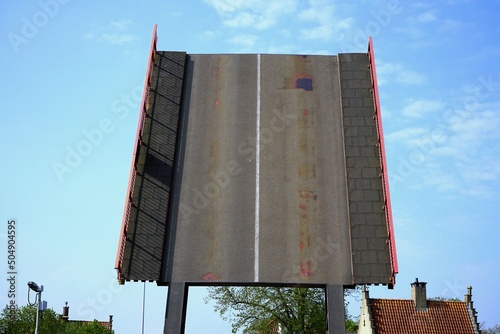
top-left (204, 0), bottom-right (355, 40)
top-left (101, 33), bottom-right (136, 45)
top-left (461, 160), bottom-right (500, 182)
top-left (228, 34), bottom-right (258, 51)
top-left (422, 169), bottom-right (462, 193)
top-left (447, 104), bottom-right (500, 136)
top-left (204, 0), bottom-right (297, 30)
top-left (300, 24), bottom-right (333, 40)
top-left (168, 11), bottom-right (182, 17)
top-left (407, 10), bottom-right (437, 25)
top-left (395, 26), bottom-right (426, 38)
top-left (411, 2), bottom-right (433, 9)
top-left (445, 0), bottom-right (473, 4)
top-left (109, 19), bottom-right (132, 31)
top-left (224, 12), bottom-right (258, 28)
top-left (395, 236), bottom-right (436, 261)
top-left (398, 100), bottom-right (500, 198)
top-left (393, 25), bottom-right (436, 49)
top-left (297, 0), bottom-right (354, 41)
top-left (266, 44), bottom-right (296, 54)
top-left (437, 19), bottom-right (464, 33)
top-left (297, 0), bottom-right (331, 22)
top-left (397, 71), bottom-right (427, 85)
top-left (395, 9), bottom-right (440, 48)
top-left (467, 46), bottom-right (500, 61)
top-left (402, 99), bottom-right (445, 118)
top-left (386, 127), bottom-right (428, 144)
top-left (84, 19), bottom-right (137, 45)
top-left (201, 30), bottom-right (217, 38)
top-left (377, 61), bottom-right (427, 86)
top-left (386, 94), bottom-right (500, 198)
top-left (205, 0), bottom-right (244, 14)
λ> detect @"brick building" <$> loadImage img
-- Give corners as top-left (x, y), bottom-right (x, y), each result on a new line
top-left (60, 302), bottom-right (113, 331)
top-left (358, 279), bottom-right (481, 334)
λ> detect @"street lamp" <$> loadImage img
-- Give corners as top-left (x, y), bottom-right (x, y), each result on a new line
top-left (27, 281), bottom-right (46, 334)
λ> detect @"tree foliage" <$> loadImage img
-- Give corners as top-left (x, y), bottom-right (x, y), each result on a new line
top-left (0, 305), bottom-right (113, 334)
top-left (206, 286), bottom-right (359, 334)
top-left (428, 296), bottom-right (461, 301)
top-left (345, 318), bottom-right (359, 331)
top-left (64, 320), bottom-right (114, 334)
top-left (481, 324), bottom-right (500, 334)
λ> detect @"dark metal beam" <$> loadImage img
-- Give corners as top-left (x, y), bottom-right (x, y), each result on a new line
top-left (326, 284), bottom-right (346, 334)
top-left (164, 282), bottom-right (188, 334)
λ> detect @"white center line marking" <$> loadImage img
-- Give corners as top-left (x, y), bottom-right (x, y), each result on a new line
top-left (254, 54), bottom-right (261, 282)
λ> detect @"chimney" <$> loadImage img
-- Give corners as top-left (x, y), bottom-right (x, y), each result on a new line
top-left (62, 302), bottom-right (69, 321)
top-left (411, 278), bottom-right (427, 310)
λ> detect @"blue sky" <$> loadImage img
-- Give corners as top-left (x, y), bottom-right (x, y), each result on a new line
top-left (1, 0), bottom-right (499, 332)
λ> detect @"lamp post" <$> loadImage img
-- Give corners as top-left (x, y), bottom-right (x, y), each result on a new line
top-left (27, 281), bottom-right (46, 334)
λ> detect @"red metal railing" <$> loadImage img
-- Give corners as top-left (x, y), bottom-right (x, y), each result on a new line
top-left (367, 37), bottom-right (398, 284)
top-left (115, 24), bottom-right (158, 281)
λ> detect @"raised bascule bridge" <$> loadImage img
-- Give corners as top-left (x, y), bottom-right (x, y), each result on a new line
top-left (115, 25), bottom-right (398, 333)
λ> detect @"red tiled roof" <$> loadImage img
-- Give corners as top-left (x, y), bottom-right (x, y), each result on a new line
top-left (370, 299), bottom-right (475, 334)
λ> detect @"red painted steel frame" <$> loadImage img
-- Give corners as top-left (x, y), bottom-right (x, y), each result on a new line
top-left (367, 37), bottom-right (398, 284)
top-left (115, 24), bottom-right (158, 281)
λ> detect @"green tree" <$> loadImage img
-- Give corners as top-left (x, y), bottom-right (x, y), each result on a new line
top-left (0, 305), bottom-right (113, 334)
top-left (345, 318), bottom-right (359, 331)
top-left (481, 324), bottom-right (500, 334)
top-left (206, 286), bottom-right (359, 333)
top-left (0, 304), bottom-right (35, 334)
top-left (428, 296), bottom-right (461, 301)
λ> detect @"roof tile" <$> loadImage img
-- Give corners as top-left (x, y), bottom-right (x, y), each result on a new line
top-left (370, 299), bottom-right (475, 334)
